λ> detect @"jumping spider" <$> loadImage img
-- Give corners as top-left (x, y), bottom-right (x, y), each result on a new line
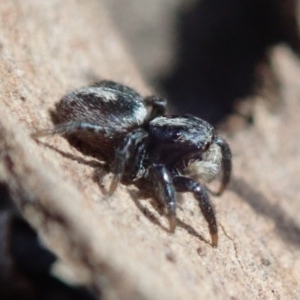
top-left (33, 80), bottom-right (232, 247)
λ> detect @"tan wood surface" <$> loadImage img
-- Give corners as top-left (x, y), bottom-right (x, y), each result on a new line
top-left (0, 1), bottom-right (300, 299)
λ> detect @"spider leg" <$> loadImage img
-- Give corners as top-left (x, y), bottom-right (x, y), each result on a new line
top-left (32, 121), bottom-right (110, 138)
top-left (213, 136), bottom-right (232, 196)
top-left (129, 142), bottom-right (147, 182)
top-left (149, 164), bottom-right (176, 232)
top-left (173, 176), bottom-right (218, 247)
top-left (109, 128), bottom-right (148, 195)
top-left (144, 95), bottom-right (167, 119)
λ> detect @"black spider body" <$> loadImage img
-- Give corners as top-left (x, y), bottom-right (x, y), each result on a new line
top-left (54, 81), bottom-right (153, 159)
top-left (147, 115), bottom-right (214, 166)
top-left (34, 80), bottom-right (232, 247)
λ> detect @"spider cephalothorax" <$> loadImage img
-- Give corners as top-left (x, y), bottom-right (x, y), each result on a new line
top-left (33, 80), bottom-right (232, 247)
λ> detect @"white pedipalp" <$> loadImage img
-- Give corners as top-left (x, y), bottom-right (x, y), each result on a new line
top-left (185, 143), bottom-right (222, 183)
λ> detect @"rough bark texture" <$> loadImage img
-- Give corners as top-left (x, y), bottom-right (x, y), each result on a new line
top-left (0, 1), bottom-right (300, 299)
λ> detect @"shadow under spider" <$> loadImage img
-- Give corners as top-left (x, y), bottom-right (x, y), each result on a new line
top-left (36, 141), bottom-right (112, 197)
top-left (230, 177), bottom-right (300, 248)
top-left (127, 187), bottom-right (209, 245)
top-left (36, 141), bottom-right (107, 169)
top-left (37, 140), bottom-right (209, 245)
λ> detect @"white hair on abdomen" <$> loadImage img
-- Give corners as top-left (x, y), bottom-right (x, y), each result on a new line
top-left (134, 105), bottom-right (149, 124)
top-left (186, 143), bottom-right (222, 183)
top-left (75, 87), bottom-right (118, 102)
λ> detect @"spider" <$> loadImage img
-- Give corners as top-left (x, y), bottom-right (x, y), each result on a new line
top-left (33, 80), bottom-right (232, 247)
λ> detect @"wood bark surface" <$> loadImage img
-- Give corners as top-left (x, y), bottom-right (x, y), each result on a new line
top-left (0, 1), bottom-right (300, 299)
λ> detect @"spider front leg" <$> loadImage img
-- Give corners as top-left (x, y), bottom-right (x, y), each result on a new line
top-left (109, 128), bottom-right (148, 195)
top-left (173, 176), bottom-right (218, 247)
top-left (149, 164), bottom-right (176, 232)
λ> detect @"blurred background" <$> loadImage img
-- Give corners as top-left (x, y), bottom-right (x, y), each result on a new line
top-left (2, 0), bottom-right (300, 299)
top-left (103, 0), bottom-right (300, 124)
